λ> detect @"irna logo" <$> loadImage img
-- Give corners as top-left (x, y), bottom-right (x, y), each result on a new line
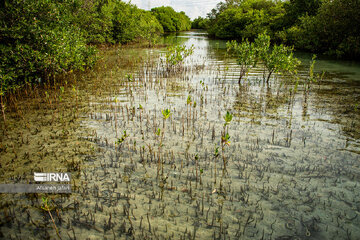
top-left (34, 173), bottom-right (71, 182)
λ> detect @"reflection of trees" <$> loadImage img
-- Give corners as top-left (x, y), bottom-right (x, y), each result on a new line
top-left (311, 76), bottom-right (360, 141)
top-left (232, 80), bottom-right (290, 124)
top-left (160, 32), bottom-right (189, 46)
top-left (208, 43), bottom-right (228, 61)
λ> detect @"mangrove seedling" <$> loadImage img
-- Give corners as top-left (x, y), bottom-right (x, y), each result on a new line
top-left (304, 55), bottom-right (323, 103)
top-left (162, 108), bottom-right (171, 128)
top-left (126, 73), bottom-right (133, 82)
top-left (164, 44), bottom-right (194, 72)
top-left (254, 32), bottom-right (300, 84)
top-left (214, 146), bottom-right (220, 159)
top-left (221, 133), bottom-right (231, 146)
top-left (223, 111), bottom-right (233, 126)
top-left (226, 39), bottom-right (257, 83)
top-left (199, 168), bottom-right (203, 185)
top-left (156, 128), bottom-right (161, 137)
top-left (187, 95), bottom-right (192, 123)
top-left (161, 109), bottom-right (171, 120)
top-left (223, 111), bottom-right (233, 147)
top-left (41, 197), bottom-right (62, 239)
top-left (220, 132), bottom-right (231, 174)
top-left (307, 55), bottom-right (317, 85)
top-left (221, 111), bottom-right (232, 174)
top-left (116, 130), bottom-right (128, 149)
top-left (195, 154), bottom-right (199, 187)
top-left (45, 91), bottom-right (51, 105)
top-left (187, 95), bottom-right (192, 105)
top-left (59, 86), bottom-right (64, 102)
top-left (214, 145), bottom-right (220, 184)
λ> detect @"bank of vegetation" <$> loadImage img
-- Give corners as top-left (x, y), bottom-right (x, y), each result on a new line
top-left (0, 0), bottom-right (191, 95)
top-left (193, 0), bottom-right (359, 60)
top-left (151, 6), bottom-right (191, 32)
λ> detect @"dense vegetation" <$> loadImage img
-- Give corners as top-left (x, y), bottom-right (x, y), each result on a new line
top-left (199, 0), bottom-right (360, 59)
top-left (0, 0), bottom-right (191, 95)
top-left (151, 6), bottom-right (191, 32)
top-left (191, 17), bottom-right (210, 30)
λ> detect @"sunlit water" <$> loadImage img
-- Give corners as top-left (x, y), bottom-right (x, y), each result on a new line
top-left (1, 31), bottom-right (360, 239)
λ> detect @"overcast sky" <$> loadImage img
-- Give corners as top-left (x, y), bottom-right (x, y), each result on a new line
top-left (130, 0), bottom-right (223, 19)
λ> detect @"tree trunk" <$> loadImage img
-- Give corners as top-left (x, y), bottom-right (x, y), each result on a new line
top-left (266, 71), bottom-right (273, 84)
top-left (239, 68), bottom-right (246, 84)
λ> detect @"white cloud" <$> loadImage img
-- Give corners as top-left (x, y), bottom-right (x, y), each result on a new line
top-left (130, 0), bottom-right (223, 19)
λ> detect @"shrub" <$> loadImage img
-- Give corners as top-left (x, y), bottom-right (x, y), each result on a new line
top-left (226, 33), bottom-right (300, 85)
top-left (226, 39), bottom-right (257, 83)
top-left (163, 45), bottom-right (194, 72)
top-left (0, 0), bottom-right (97, 93)
top-left (254, 33), bottom-right (300, 83)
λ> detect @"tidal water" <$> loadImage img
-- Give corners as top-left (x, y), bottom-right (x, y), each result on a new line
top-left (0, 31), bottom-right (359, 240)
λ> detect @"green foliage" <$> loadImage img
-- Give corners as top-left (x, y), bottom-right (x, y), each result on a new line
top-left (226, 39), bottom-right (257, 82)
top-left (126, 73), bottom-right (134, 82)
top-left (207, 0), bottom-right (285, 40)
top-left (0, 0), bottom-right (97, 94)
top-left (221, 133), bottom-right (231, 146)
top-left (305, 55), bottom-right (323, 90)
top-left (70, 0), bottom-right (115, 44)
top-left (116, 130), bottom-right (128, 145)
top-left (263, 44), bottom-right (299, 83)
top-left (226, 33), bottom-right (300, 84)
top-left (254, 33), bottom-right (300, 83)
top-left (156, 128), bottom-right (161, 136)
top-left (191, 17), bottom-right (210, 29)
top-left (283, 0), bottom-right (322, 27)
top-left (203, 0), bottom-right (359, 59)
top-left (41, 196), bottom-right (61, 238)
top-left (164, 45), bottom-right (194, 72)
top-left (112, 2), bottom-right (163, 44)
top-left (161, 109), bottom-right (171, 120)
top-left (151, 7), bottom-right (191, 32)
top-left (214, 146), bottom-right (220, 158)
top-left (138, 11), bottom-right (164, 47)
top-left (288, 0), bottom-right (360, 59)
top-left (223, 111), bottom-right (233, 126)
top-left (41, 197), bottom-right (54, 211)
top-left (187, 95), bottom-right (192, 105)
top-left (0, 0), bottom-right (176, 94)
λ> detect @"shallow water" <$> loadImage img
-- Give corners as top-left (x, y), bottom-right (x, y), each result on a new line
top-left (1, 31), bottom-right (360, 240)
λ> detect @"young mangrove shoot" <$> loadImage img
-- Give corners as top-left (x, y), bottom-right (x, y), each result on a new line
top-left (116, 130), bottom-right (128, 150)
top-left (41, 197), bottom-right (62, 240)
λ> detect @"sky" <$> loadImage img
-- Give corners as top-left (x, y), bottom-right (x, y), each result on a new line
top-left (130, 0), bottom-right (223, 20)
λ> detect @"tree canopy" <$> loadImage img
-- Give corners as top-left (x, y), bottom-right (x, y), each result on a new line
top-left (191, 17), bottom-right (210, 30)
top-left (151, 6), bottom-right (191, 32)
top-left (197, 0), bottom-right (359, 59)
top-left (0, 0), bottom-right (191, 94)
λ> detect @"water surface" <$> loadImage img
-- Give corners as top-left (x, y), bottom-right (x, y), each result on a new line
top-left (0, 31), bottom-right (360, 240)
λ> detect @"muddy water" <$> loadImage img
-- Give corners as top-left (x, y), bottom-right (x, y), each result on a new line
top-left (1, 31), bottom-right (360, 239)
